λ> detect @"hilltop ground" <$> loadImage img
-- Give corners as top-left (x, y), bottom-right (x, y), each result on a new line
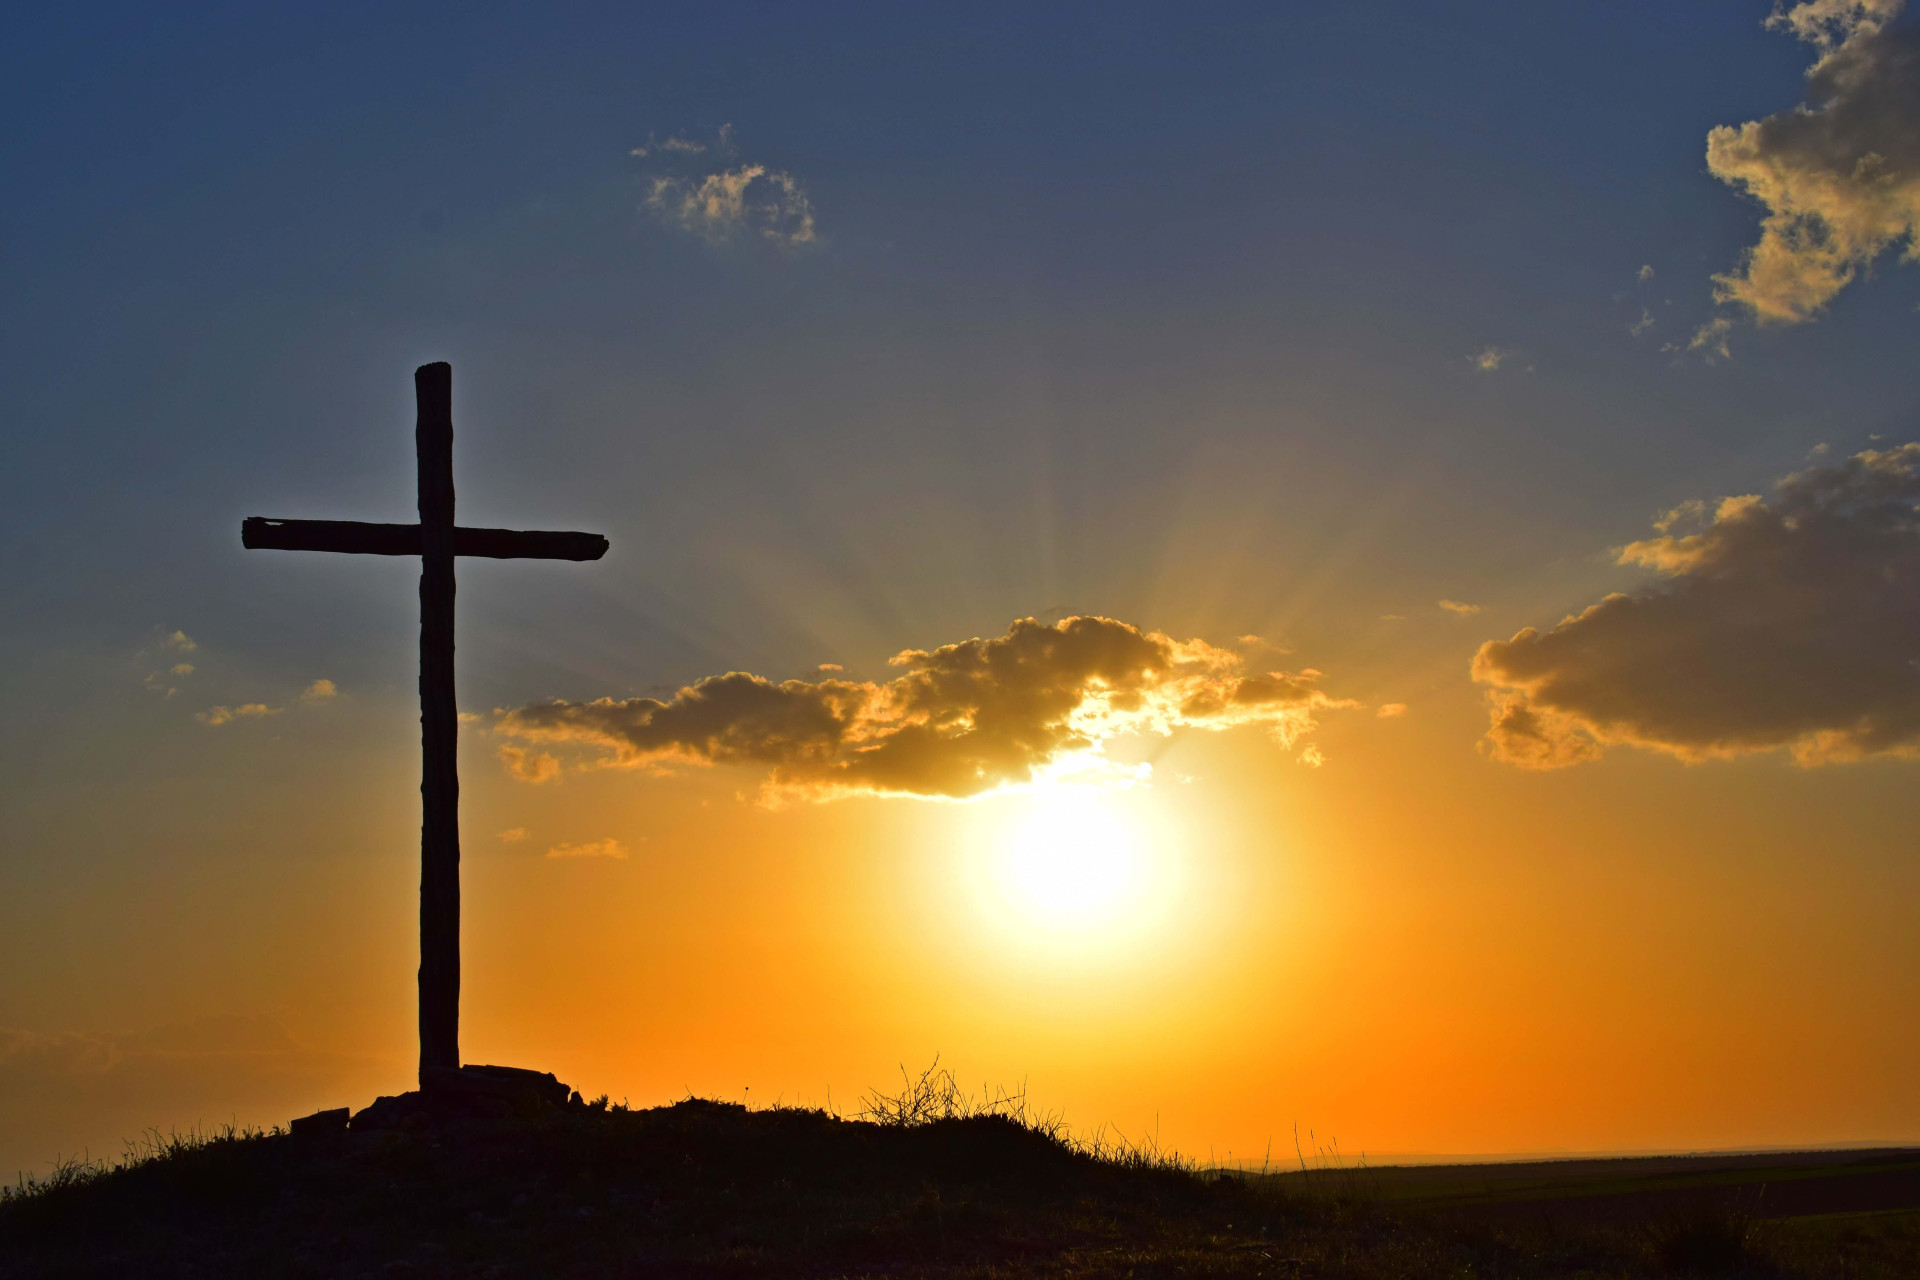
top-left (4, 1069), bottom-right (1918, 1278)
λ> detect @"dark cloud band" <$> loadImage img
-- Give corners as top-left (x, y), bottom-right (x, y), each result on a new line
top-left (496, 616), bottom-right (1352, 800)
top-left (1475, 445), bottom-right (1920, 767)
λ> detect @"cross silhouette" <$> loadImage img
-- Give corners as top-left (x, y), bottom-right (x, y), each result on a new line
top-left (242, 362), bottom-right (607, 1084)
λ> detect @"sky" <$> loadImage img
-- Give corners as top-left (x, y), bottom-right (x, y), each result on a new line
top-left (3, 0), bottom-right (1920, 1179)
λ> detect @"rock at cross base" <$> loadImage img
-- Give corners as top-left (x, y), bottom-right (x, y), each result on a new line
top-left (344, 1065), bottom-right (576, 1132)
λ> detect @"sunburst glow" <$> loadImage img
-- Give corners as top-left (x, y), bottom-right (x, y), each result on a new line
top-left (1001, 786), bottom-right (1146, 926)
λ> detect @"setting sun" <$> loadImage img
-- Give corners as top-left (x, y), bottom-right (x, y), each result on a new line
top-left (996, 785), bottom-right (1146, 928)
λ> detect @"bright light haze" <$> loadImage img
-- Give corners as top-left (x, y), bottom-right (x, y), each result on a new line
top-left (4, 2), bottom-right (1919, 1179)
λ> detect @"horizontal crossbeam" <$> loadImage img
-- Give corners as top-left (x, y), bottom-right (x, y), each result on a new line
top-left (243, 517), bottom-right (608, 561)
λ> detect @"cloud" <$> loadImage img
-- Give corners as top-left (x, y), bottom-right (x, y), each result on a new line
top-left (635, 125), bottom-right (812, 246)
top-left (1638, 264), bottom-right (1657, 282)
top-left (142, 631), bottom-right (200, 697)
top-left (646, 166), bottom-right (816, 246)
top-left (630, 124), bottom-right (735, 160)
top-left (1684, 315), bottom-right (1735, 359)
top-left (546, 839), bottom-right (629, 860)
top-left (498, 827), bottom-right (528, 843)
top-left (497, 745), bottom-right (560, 784)
top-left (495, 615), bottom-right (1356, 802)
top-left (299, 679), bottom-right (336, 704)
top-left (1439, 599), bottom-right (1484, 616)
top-left (1629, 307), bottom-right (1657, 337)
top-left (1473, 444), bottom-right (1920, 767)
top-left (194, 703), bottom-right (278, 727)
top-left (1704, 0), bottom-right (1920, 325)
top-left (1469, 346), bottom-right (1511, 372)
top-left (817, 663), bottom-right (844, 673)
top-left (1377, 703), bottom-right (1409, 718)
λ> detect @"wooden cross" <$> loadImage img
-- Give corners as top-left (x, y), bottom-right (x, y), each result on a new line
top-left (242, 362), bottom-right (608, 1085)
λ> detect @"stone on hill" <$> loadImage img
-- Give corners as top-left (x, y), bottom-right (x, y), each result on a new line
top-left (347, 1064), bottom-right (576, 1132)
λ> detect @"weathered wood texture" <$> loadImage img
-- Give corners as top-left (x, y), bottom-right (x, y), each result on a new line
top-left (243, 517), bottom-right (609, 561)
top-left (416, 362), bottom-right (460, 1079)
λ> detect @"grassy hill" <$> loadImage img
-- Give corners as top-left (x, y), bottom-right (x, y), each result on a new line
top-left (5, 1072), bottom-right (1918, 1278)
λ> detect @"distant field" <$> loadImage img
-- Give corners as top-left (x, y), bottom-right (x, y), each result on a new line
top-left (1262, 1147), bottom-right (1920, 1220)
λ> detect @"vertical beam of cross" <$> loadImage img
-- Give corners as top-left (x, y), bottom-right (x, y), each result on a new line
top-left (415, 363), bottom-right (460, 1074)
top-left (240, 363), bottom-right (608, 1086)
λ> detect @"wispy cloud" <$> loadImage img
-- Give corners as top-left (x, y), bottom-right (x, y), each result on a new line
top-left (142, 629), bottom-right (200, 697)
top-left (1474, 444), bottom-right (1920, 767)
top-left (1469, 346), bottom-right (1511, 373)
top-left (1701, 0), bottom-right (1920, 335)
top-left (1438, 599), bottom-right (1483, 616)
top-left (546, 838), bottom-right (629, 860)
top-left (636, 125), bottom-right (815, 247)
top-left (495, 616), bottom-right (1355, 802)
top-left (195, 703), bottom-right (278, 727)
top-left (498, 745), bottom-right (560, 783)
top-left (1683, 315), bottom-right (1734, 360)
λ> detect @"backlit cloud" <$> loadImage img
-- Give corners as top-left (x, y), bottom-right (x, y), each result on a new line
top-left (1703, 0), bottom-right (1920, 327)
top-left (498, 745), bottom-right (561, 784)
top-left (1473, 444), bottom-right (1920, 767)
top-left (496, 616), bottom-right (1355, 801)
top-left (195, 703), bottom-right (278, 727)
top-left (636, 125), bottom-right (814, 248)
top-left (646, 166), bottom-right (816, 246)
